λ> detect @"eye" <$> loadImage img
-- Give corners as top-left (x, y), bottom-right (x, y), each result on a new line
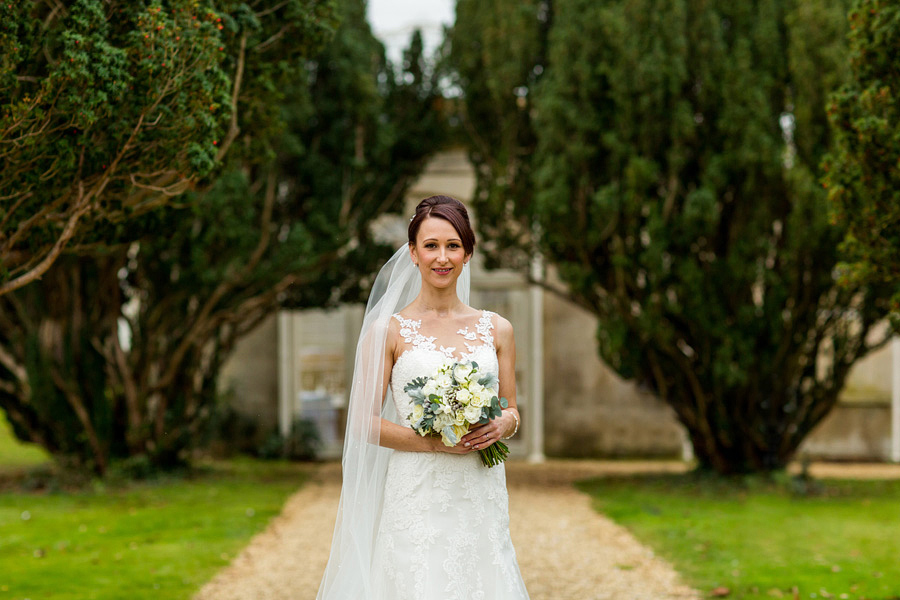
top-left (425, 243), bottom-right (437, 249)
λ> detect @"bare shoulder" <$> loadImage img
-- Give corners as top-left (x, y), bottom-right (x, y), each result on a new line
top-left (489, 312), bottom-right (515, 347)
top-left (386, 313), bottom-right (402, 354)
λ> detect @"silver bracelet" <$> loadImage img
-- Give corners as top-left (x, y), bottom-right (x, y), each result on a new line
top-left (502, 410), bottom-right (519, 440)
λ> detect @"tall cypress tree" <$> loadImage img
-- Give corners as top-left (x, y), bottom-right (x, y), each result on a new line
top-left (453, 0), bottom-right (894, 473)
top-left (0, 0), bottom-right (446, 473)
top-left (824, 0), bottom-right (900, 312)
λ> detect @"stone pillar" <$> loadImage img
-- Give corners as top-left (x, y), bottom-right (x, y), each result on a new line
top-left (277, 311), bottom-right (294, 437)
top-left (528, 254), bottom-right (546, 463)
top-left (892, 336), bottom-right (899, 463)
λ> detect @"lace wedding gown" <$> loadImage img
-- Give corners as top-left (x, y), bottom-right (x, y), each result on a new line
top-left (370, 310), bottom-right (530, 599)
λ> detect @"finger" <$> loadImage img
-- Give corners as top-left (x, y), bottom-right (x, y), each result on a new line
top-left (462, 429), bottom-right (485, 445)
top-left (462, 424), bottom-right (486, 439)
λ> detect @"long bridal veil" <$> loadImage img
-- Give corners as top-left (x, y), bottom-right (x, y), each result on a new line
top-left (316, 244), bottom-right (470, 598)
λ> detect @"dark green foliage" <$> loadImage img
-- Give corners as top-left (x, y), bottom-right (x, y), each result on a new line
top-left (0, 0), bottom-right (445, 474)
top-left (451, 0), bottom-right (894, 473)
top-left (823, 0), bottom-right (900, 312)
top-left (258, 418), bottom-right (321, 461)
top-left (450, 0), bottom-right (549, 270)
top-left (0, 1), bottom-right (335, 295)
top-left (201, 399), bottom-right (269, 458)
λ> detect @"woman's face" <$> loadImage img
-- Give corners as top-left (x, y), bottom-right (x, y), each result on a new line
top-left (410, 217), bottom-right (469, 290)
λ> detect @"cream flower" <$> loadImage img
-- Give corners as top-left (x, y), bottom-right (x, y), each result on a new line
top-left (423, 380), bottom-right (440, 398)
top-left (464, 403), bottom-right (482, 424)
top-left (434, 412), bottom-right (453, 431)
top-left (478, 389), bottom-right (494, 406)
top-left (435, 372), bottom-right (453, 389)
top-left (453, 362), bottom-right (474, 381)
top-left (456, 388), bottom-right (472, 404)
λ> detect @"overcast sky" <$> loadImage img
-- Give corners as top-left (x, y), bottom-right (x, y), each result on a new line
top-left (367, 0), bottom-right (455, 62)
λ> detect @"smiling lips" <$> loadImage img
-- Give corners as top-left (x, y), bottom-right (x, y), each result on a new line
top-left (432, 267), bottom-right (452, 275)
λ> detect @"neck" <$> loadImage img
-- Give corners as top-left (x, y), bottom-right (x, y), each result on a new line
top-left (413, 285), bottom-right (463, 317)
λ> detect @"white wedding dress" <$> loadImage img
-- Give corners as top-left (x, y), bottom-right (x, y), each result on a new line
top-left (370, 310), bottom-right (530, 599)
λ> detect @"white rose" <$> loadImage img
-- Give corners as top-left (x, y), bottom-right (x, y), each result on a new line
top-left (470, 391), bottom-right (487, 408)
top-left (411, 403), bottom-right (425, 422)
top-left (423, 380), bottom-right (440, 398)
top-left (435, 373), bottom-right (453, 389)
top-left (434, 413), bottom-right (453, 431)
top-left (454, 410), bottom-right (467, 426)
top-left (464, 403), bottom-right (482, 424)
top-left (481, 389), bottom-right (496, 404)
top-left (453, 362), bottom-right (474, 382)
top-left (456, 388), bottom-right (472, 404)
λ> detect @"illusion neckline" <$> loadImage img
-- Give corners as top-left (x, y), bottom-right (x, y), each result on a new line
top-left (392, 310), bottom-right (495, 364)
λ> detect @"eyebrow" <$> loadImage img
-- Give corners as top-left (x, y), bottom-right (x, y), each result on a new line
top-left (423, 238), bottom-right (462, 242)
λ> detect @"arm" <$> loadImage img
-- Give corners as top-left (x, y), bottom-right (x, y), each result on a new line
top-left (460, 314), bottom-right (520, 450)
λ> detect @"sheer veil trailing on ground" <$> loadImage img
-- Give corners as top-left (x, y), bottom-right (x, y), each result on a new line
top-left (316, 244), bottom-right (470, 598)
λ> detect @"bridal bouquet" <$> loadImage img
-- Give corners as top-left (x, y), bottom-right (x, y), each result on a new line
top-left (404, 360), bottom-right (510, 467)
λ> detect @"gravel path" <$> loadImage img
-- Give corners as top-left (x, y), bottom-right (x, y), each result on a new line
top-left (194, 460), bottom-right (700, 600)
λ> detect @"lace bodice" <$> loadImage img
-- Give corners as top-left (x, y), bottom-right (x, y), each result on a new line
top-left (390, 310), bottom-right (499, 426)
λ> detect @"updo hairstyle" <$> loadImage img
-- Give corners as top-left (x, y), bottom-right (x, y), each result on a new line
top-left (407, 195), bottom-right (476, 256)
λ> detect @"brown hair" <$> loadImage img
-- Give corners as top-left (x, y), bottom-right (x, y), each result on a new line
top-left (408, 195), bottom-right (476, 255)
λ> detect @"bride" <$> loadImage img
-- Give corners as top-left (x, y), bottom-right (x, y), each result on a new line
top-left (317, 195), bottom-right (530, 598)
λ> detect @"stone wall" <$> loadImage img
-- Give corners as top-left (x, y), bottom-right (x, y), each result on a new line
top-left (542, 292), bottom-right (686, 458)
top-left (800, 404), bottom-right (892, 461)
top-left (219, 315), bottom-right (279, 432)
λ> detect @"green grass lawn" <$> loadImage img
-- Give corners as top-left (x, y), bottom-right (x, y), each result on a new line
top-left (0, 410), bottom-right (51, 471)
top-left (578, 473), bottom-right (900, 600)
top-left (0, 410), bottom-right (309, 600)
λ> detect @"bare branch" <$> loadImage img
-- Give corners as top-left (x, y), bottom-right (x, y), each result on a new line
top-left (49, 364), bottom-right (107, 473)
top-left (0, 341), bottom-right (29, 390)
top-left (0, 193), bottom-right (91, 296)
top-left (129, 173), bottom-right (193, 196)
top-left (253, 25), bottom-right (289, 53)
top-left (0, 192), bottom-right (33, 234)
top-left (216, 33), bottom-right (247, 161)
top-left (254, 0), bottom-right (290, 18)
top-left (151, 167), bottom-right (278, 396)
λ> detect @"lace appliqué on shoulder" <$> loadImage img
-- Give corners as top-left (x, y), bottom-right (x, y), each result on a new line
top-left (457, 311), bottom-right (495, 358)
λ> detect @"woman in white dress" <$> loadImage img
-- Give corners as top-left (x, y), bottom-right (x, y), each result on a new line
top-left (317, 196), bottom-right (530, 599)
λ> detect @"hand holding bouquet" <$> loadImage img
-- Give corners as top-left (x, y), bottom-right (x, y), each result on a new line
top-left (404, 360), bottom-right (510, 467)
